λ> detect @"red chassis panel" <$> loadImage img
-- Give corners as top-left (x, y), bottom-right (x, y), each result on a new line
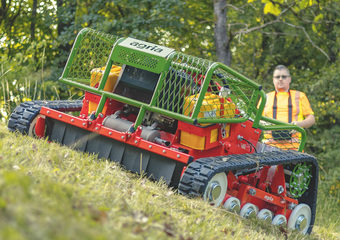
top-left (37, 107), bottom-right (192, 165)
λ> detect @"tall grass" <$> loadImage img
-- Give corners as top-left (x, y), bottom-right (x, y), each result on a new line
top-left (0, 125), bottom-right (339, 240)
top-left (0, 60), bottom-right (76, 123)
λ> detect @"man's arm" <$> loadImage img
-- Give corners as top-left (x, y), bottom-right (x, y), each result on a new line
top-left (291, 114), bottom-right (315, 128)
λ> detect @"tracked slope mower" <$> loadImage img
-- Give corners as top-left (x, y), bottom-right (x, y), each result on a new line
top-left (8, 28), bottom-right (318, 234)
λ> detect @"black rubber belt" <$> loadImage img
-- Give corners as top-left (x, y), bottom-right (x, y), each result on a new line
top-left (178, 150), bottom-right (318, 234)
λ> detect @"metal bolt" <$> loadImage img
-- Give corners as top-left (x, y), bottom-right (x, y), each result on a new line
top-left (163, 150), bottom-right (166, 153)
top-left (288, 203), bottom-right (297, 210)
top-left (228, 202), bottom-right (240, 213)
top-left (135, 140), bottom-right (138, 144)
top-left (83, 123), bottom-right (86, 126)
top-left (296, 215), bottom-right (307, 231)
top-left (177, 154), bottom-right (180, 158)
top-left (209, 182), bottom-right (221, 201)
top-left (249, 188), bottom-right (256, 196)
top-left (71, 119), bottom-right (74, 122)
top-left (121, 136), bottom-right (124, 139)
top-left (109, 132), bottom-right (112, 135)
top-left (262, 213), bottom-right (272, 223)
top-left (95, 127), bottom-right (99, 131)
top-left (59, 115), bottom-right (62, 118)
top-left (276, 218), bottom-right (287, 227)
top-left (47, 111), bottom-right (50, 114)
top-left (149, 145), bottom-right (152, 149)
top-left (244, 207), bottom-right (256, 219)
top-left (278, 185), bottom-right (284, 194)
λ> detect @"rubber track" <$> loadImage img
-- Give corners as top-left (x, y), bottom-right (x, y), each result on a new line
top-left (8, 100), bottom-right (83, 134)
top-left (178, 150), bottom-right (318, 234)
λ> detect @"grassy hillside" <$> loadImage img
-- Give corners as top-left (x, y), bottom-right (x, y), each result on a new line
top-left (0, 124), bottom-right (339, 240)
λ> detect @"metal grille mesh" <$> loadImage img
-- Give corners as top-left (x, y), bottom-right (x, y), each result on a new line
top-left (65, 29), bottom-right (120, 86)
top-left (155, 52), bottom-right (257, 121)
top-left (258, 121), bottom-right (302, 151)
top-left (117, 49), bottom-right (159, 69)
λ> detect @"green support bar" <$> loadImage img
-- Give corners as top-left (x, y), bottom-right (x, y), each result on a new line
top-left (95, 95), bottom-right (107, 116)
top-left (61, 28), bottom-right (91, 79)
top-left (190, 63), bottom-right (219, 119)
top-left (220, 64), bottom-right (261, 90)
top-left (59, 28), bottom-right (307, 152)
top-left (59, 78), bottom-right (102, 95)
top-left (134, 106), bottom-right (146, 130)
top-left (97, 60), bottom-right (113, 92)
top-left (259, 115), bottom-right (307, 152)
top-left (252, 89), bottom-right (267, 128)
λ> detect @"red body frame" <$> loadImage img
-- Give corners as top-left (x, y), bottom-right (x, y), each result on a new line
top-left (33, 93), bottom-right (299, 221)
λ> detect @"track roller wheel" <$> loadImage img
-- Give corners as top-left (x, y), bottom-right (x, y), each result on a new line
top-left (272, 214), bottom-right (287, 227)
top-left (27, 114), bottom-right (45, 137)
top-left (240, 203), bottom-right (258, 219)
top-left (287, 203), bottom-right (311, 234)
top-left (257, 209), bottom-right (273, 223)
top-left (223, 197), bottom-right (241, 213)
top-left (203, 172), bottom-right (228, 207)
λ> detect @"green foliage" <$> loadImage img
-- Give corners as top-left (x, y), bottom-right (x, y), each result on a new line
top-left (0, 52), bottom-right (61, 122)
top-left (0, 0), bottom-right (339, 181)
top-left (224, 1), bottom-right (340, 172)
top-left (316, 167), bottom-right (340, 234)
top-left (302, 64), bottom-right (340, 170)
top-left (0, 0), bottom-right (57, 63)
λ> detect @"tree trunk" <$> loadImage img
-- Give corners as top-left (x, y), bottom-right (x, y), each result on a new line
top-left (213, 0), bottom-right (231, 66)
top-left (57, 0), bottom-right (65, 37)
top-left (0, 0), bottom-right (7, 26)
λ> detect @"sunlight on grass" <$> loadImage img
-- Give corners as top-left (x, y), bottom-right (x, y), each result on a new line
top-left (0, 125), bottom-right (339, 239)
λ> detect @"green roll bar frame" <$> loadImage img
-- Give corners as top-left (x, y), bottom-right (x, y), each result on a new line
top-left (59, 28), bottom-right (306, 152)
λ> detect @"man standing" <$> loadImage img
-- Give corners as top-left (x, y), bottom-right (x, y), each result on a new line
top-left (263, 65), bottom-right (315, 128)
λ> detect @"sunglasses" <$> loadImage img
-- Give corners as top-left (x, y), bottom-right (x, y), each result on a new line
top-left (274, 75), bottom-right (290, 80)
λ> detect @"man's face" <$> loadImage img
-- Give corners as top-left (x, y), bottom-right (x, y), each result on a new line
top-left (273, 69), bottom-right (291, 92)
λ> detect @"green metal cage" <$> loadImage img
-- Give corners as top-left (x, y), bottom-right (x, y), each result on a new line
top-left (59, 28), bottom-right (306, 152)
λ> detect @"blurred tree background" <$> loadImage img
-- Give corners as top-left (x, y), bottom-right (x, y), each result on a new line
top-left (0, 0), bottom-right (339, 170)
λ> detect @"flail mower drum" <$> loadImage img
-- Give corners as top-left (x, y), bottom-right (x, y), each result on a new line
top-left (8, 28), bottom-right (318, 235)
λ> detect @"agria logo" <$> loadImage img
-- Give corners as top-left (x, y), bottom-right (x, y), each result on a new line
top-left (264, 195), bottom-right (274, 202)
top-left (129, 41), bottom-right (163, 53)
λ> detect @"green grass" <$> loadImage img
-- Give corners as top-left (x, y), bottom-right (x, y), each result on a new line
top-left (0, 124), bottom-right (339, 240)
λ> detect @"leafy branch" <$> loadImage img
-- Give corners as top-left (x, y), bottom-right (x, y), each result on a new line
top-left (231, 5), bottom-right (331, 61)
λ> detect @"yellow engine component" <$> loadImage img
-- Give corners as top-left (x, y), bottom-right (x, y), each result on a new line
top-left (180, 127), bottom-right (218, 150)
top-left (90, 65), bottom-right (122, 91)
top-left (184, 93), bottom-right (236, 120)
top-left (89, 65), bottom-right (122, 113)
